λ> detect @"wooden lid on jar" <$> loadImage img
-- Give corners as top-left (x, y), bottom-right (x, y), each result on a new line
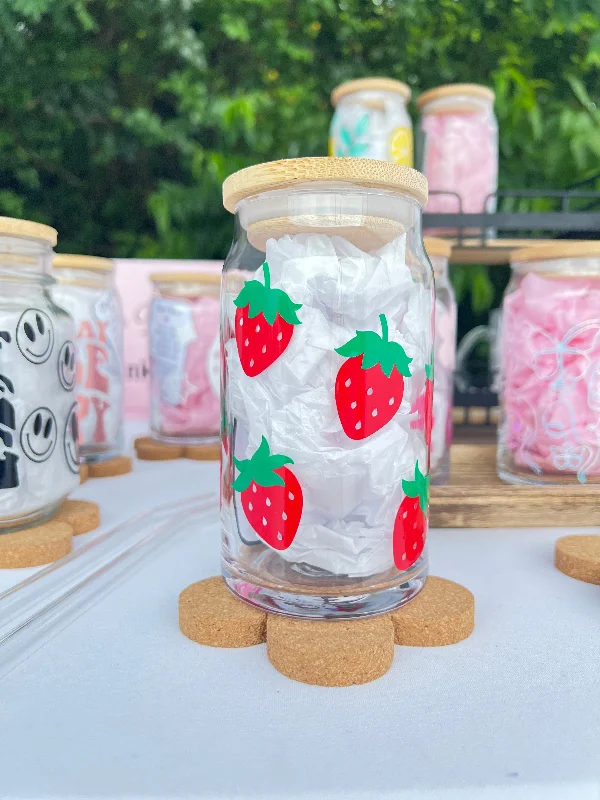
top-left (223, 157), bottom-right (428, 212)
top-left (511, 241), bottom-right (600, 264)
top-left (53, 254), bottom-right (114, 272)
top-left (331, 77), bottom-right (411, 106)
top-left (149, 272), bottom-right (221, 285)
top-left (0, 216), bottom-right (57, 246)
top-left (424, 237), bottom-right (452, 258)
top-left (417, 83), bottom-right (495, 109)
top-left (248, 214), bottom-right (405, 252)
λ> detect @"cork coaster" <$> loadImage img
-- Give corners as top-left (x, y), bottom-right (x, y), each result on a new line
top-left (390, 576), bottom-right (475, 647)
top-left (179, 577), bottom-right (267, 648)
top-left (0, 521), bottom-right (73, 568)
top-left (88, 455), bottom-right (133, 478)
top-left (134, 436), bottom-right (185, 461)
top-left (266, 615), bottom-right (395, 686)
top-left (555, 535), bottom-right (600, 585)
top-left (79, 463), bottom-right (89, 484)
top-left (185, 443), bottom-right (220, 461)
top-left (54, 500), bottom-right (101, 536)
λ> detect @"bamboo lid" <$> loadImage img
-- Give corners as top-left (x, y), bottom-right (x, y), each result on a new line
top-left (511, 241), bottom-right (600, 264)
top-left (417, 84), bottom-right (495, 109)
top-left (53, 254), bottom-right (114, 273)
top-left (149, 272), bottom-right (221, 285)
top-left (424, 237), bottom-right (452, 258)
top-left (223, 157), bottom-right (428, 212)
top-left (0, 216), bottom-right (57, 246)
top-left (331, 77), bottom-right (411, 106)
top-left (247, 214), bottom-right (405, 252)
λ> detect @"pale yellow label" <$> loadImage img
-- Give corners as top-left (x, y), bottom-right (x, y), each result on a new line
top-left (389, 127), bottom-right (413, 167)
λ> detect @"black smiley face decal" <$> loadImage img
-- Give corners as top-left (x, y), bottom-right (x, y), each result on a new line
top-left (20, 407), bottom-right (57, 463)
top-left (58, 341), bottom-right (76, 391)
top-left (63, 403), bottom-right (79, 474)
top-left (17, 309), bottom-right (54, 365)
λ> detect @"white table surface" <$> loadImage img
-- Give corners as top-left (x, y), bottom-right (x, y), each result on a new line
top-left (0, 427), bottom-right (599, 800)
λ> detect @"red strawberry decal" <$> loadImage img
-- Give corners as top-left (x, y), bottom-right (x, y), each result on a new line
top-left (393, 462), bottom-right (429, 570)
top-left (232, 436), bottom-right (303, 551)
top-left (234, 262), bottom-right (302, 377)
top-left (335, 313), bottom-right (412, 440)
top-left (410, 361), bottom-right (434, 448)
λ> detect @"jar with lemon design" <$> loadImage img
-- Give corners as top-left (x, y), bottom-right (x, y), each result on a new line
top-left (330, 77), bottom-right (413, 166)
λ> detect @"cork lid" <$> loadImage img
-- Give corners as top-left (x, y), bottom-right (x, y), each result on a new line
top-left (223, 157), bottom-right (428, 212)
top-left (53, 254), bottom-right (114, 273)
top-left (424, 237), bottom-right (452, 258)
top-left (331, 77), bottom-right (411, 106)
top-left (511, 241), bottom-right (600, 264)
top-left (0, 216), bottom-right (57, 246)
top-left (149, 272), bottom-right (221, 285)
top-left (417, 83), bottom-right (495, 109)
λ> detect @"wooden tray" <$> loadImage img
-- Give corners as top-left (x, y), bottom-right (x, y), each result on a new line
top-left (430, 444), bottom-right (600, 528)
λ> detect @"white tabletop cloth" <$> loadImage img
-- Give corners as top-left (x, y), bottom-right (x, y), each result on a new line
top-left (0, 426), bottom-right (598, 800)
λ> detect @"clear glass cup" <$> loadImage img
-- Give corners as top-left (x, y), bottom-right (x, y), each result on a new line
top-left (330, 78), bottom-right (413, 166)
top-left (498, 242), bottom-right (600, 485)
top-left (52, 255), bottom-right (124, 464)
top-left (149, 273), bottom-right (221, 445)
top-left (417, 84), bottom-right (498, 233)
top-left (220, 157), bottom-right (433, 618)
top-left (0, 217), bottom-right (79, 531)
top-left (424, 238), bottom-right (456, 484)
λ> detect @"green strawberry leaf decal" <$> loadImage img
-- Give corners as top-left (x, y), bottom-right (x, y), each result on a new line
top-left (425, 361), bottom-right (434, 381)
top-left (232, 436), bottom-right (294, 492)
top-left (234, 263), bottom-right (302, 326)
top-left (335, 313), bottom-right (412, 379)
top-left (401, 461), bottom-right (429, 515)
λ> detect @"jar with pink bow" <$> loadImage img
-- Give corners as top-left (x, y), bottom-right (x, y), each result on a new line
top-left (498, 242), bottom-right (600, 485)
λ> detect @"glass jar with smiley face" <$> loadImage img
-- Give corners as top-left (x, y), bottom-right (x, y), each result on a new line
top-left (0, 216), bottom-right (79, 531)
top-left (52, 255), bottom-right (124, 463)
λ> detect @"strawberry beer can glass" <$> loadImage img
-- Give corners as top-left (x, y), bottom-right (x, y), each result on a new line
top-left (499, 242), bottom-right (600, 485)
top-left (149, 273), bottom-right (221, 444)
top-left (221, 158), bottom-right (433, 618)
top-left (52, 255), bottom-right (124, 463)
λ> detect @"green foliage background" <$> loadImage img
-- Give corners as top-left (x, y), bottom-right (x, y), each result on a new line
top-left (1, 0), bottom-right (600, 318)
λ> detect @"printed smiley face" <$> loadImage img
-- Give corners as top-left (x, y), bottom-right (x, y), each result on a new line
top-left (17, 309), bottom-right (54, 365)
top-left (20, 407), bottom-right (57, 463)
top-left (63, 403), bottom-right (79, 474)
top-left (58, 341), bottom-right (76, 391)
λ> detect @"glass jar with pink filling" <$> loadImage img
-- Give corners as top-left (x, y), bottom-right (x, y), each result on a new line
top-left (149, 272), bottom-right (221, 445)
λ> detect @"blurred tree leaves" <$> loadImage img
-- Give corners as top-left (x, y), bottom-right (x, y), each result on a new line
top-left (0, 0), bottom-right (599, 322)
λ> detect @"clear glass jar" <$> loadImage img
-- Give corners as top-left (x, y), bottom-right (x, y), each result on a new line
top-left (0, 217), bottom-right (79, 531)
top-left (52, 255), bottom-right (124, 464)
top-left (417, 84), bottom-right (498, 225)
top-left (330, 78), bottom-right (413, 166)
top-left (149, 273), bottom-right (221, 445)
top-left (221, 157), bottom-right (433, 618)
top-left (424, 238), bottom-right (456, 484)
top-left (498, 242), bottom-right (600, 485)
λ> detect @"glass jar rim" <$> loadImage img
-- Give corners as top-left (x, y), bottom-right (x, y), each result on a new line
top-left (331, 77), bottom-right (411, 106)
top-left (223, 158), bottom-right (428, 212)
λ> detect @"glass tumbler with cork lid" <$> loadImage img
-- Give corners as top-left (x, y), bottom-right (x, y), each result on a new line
top-left (0, 217), bottom-right (79, 531)
top-left (221, 157), bottom-right (433, 618)
top-left (52, 254), bottom-right (124, 464)
top-left (149, 272), bottom-right (221, 445)
top-left (499, 241), bottom-right (600, 485)
top-left (330, 77), bottom-right (413, 166)
top-left (424, 237), bottom-right (456, 485)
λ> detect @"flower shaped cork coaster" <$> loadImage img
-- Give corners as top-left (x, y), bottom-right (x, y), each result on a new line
top-left (0, 521), bottom-right (73, 568)
top-left (179, 575), bottom-right (475, 686)
top-left (135, 436), bottom-right (220, 462)
top-left (555, 535), bottom-right (600, 585)
top-left (88, 456), bottom-right (133, 478)
top-left (53, 500), bottom-right (101, 536)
